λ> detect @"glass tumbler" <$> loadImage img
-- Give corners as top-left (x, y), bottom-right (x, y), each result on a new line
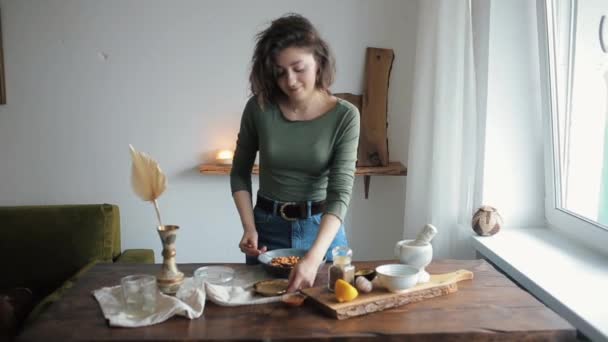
top-left (121, 274), bottom-right (157, 317)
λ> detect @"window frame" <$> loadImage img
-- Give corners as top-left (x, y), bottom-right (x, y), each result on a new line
top-left (537, 0), bottom-right (608, 253)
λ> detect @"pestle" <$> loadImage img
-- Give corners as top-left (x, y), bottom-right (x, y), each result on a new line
top-left (411, 224), bottom-right (438, 246)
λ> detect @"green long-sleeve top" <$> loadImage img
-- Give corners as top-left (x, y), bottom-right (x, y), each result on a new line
top-left (230, 97), bottom-right (360, 222)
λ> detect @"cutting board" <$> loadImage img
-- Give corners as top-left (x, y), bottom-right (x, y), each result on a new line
top-left (301, 269), bottom-right (473, 320)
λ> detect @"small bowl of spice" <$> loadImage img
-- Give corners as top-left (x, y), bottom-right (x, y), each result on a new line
top-left (354, 269), bottom-right (376, 281)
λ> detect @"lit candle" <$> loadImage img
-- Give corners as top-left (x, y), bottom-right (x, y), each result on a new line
top-left (216, 149), bottom-right (234, 165)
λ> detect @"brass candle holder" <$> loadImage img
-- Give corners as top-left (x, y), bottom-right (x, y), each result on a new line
top-left (156, 225), bottom-right (184, 295)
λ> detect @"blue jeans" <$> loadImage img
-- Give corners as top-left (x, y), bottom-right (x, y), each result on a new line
top-left (245, 202), bottom-right (349, 265)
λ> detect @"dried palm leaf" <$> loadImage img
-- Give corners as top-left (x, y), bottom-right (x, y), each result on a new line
top-left (129, 144), bottom-right (167, 226)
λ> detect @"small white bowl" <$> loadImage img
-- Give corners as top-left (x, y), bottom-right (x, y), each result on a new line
top-left (375, 264), bottom-right (420, 293)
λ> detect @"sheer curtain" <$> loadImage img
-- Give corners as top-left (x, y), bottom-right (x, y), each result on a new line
top-left (403, 0), bottom-right (486, 259)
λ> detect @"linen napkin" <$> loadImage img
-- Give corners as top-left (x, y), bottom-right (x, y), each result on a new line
top-left (92, 277), bottom-right (205, 328)
top-left (204, 265), bottom-right (284, 306)
top-left (93, 265), bottom-right (284, 327)
top-left (204, 282), bottom-right (283, 306)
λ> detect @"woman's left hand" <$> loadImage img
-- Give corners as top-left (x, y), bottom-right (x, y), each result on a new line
top-left (287, 256), bottom-right (320, 292)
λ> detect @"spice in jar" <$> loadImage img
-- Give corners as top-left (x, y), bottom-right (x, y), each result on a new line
top-left (328, 246), bottom-right (355, 292)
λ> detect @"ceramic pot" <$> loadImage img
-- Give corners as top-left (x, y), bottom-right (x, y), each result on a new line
top-left (472, 206), bottom-right (503, 236)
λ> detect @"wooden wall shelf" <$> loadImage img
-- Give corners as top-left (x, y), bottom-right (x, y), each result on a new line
top-left (199, 161), bottom-right (407, 199)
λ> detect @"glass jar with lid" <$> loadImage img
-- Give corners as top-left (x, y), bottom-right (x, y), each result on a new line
top-left (328, 246), bottom-right (355, 292)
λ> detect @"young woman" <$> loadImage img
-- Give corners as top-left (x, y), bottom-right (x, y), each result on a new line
top-left (230, 14), bottom-right (360, 291)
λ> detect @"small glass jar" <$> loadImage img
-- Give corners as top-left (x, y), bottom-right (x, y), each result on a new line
top-left (328, 246), bottom-right (355, 292)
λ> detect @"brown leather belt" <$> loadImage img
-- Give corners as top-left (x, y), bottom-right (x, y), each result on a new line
top-left (256, 195), bottom-right (326, 221)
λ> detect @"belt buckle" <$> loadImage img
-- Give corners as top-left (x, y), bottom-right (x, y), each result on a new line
top-left (279, 202), bottom-right (298, 221)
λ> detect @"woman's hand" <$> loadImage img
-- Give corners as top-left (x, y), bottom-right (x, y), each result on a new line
top-left (286, 214), bottom-right (342, 292)
top-left (238, 230), bottom-right (267, 256)
top-left (287, 255), bottom-right (320, 292)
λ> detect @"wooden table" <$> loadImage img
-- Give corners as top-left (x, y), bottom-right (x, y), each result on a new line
top-left (17, 259), bottom-right (575, 341)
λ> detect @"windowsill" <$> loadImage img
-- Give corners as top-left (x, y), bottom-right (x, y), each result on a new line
top-left (472, 228), bottom-right (608, 342)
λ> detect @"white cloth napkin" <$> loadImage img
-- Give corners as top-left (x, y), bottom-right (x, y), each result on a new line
top-left (92, 277), bottom-right (205, 328)
top-left (204, 282), bottom-right (283, 306)
top-left (93, 266), bottom-right (283, 327)
top-left (203, 264), bottom-right (284, 306)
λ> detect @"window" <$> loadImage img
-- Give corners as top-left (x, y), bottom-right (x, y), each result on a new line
top-left (539, 0), bottom-right (608, 247)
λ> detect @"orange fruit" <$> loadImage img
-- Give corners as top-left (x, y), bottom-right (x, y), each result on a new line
top-left (334, 279), bottom-right (358, 302)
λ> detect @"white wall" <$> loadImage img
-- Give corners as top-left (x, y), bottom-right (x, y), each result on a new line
top-left (0, 0), bottom-right (418, 262)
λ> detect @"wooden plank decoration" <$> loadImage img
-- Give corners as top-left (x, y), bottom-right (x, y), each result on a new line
top-left (301, 270), bottom-right (473, 320)
top-left (359, 48), bottom-right (394, 167)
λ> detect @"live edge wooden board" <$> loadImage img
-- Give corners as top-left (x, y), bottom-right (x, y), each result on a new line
top-left (301, 269), bottom-right (474, 320)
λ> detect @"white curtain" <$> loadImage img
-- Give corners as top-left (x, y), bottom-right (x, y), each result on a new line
top-left (403, 0), bottom-right (486, 259)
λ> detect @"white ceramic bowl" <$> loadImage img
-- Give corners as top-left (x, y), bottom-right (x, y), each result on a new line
top-left (375, 264), bottom-right (420, 293)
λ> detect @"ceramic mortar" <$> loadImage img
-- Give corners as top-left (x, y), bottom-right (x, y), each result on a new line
top-left (394, 239), bottom-right (433, 283)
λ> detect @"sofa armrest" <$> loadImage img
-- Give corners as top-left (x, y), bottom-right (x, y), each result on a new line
top-left (115, 249), bottom-right (155, 264)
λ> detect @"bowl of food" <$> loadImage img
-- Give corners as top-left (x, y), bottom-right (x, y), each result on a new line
top-left (375, 264), bottom-right (419, 293)
top-left (258, 248), bottom-right (326, 278)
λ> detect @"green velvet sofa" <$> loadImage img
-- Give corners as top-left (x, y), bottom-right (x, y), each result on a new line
top-left (0, 203), bottom-right (154, 338)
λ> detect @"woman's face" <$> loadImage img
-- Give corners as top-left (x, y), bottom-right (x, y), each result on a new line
top-left (274, 47), bottom-right (319, 103)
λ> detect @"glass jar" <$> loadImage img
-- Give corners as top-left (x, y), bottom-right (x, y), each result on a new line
top-left (328, 246), bottom-right (355, 292)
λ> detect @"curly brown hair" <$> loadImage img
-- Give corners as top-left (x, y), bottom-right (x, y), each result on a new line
top-left (249, 13), bottom-right (336, 108)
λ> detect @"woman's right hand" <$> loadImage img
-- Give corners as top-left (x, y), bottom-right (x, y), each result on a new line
top-left (239, 229), bottom-right (267, 256)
